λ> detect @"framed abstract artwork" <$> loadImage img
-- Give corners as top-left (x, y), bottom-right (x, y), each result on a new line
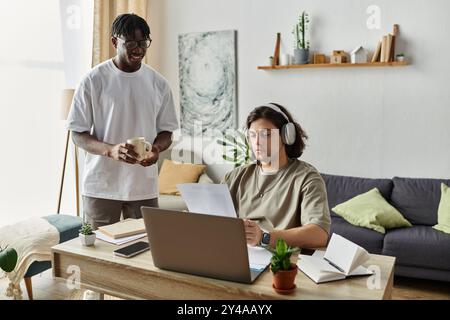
top-left (178, 30), bottom-right (237, 136)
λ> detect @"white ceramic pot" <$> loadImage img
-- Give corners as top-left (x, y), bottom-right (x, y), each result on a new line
top-left (79, 233), bottom-right (96, 246)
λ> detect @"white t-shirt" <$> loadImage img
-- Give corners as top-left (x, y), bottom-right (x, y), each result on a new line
top-left (66, 59), bottom-right (179, 201)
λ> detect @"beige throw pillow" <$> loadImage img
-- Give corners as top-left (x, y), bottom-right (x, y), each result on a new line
top-left (158, 159), bottom-right (206, 195)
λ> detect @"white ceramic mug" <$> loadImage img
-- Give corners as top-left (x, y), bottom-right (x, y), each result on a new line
top-left (126, 137), bottom-right (151, 161)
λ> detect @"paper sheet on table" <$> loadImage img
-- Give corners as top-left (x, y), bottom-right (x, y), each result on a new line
top-left (177, 183), bottom-right (237, 218)
top-left (248, 246), bottom-right (272, 271)
top-left (95, 230), bottom-right (146, 245)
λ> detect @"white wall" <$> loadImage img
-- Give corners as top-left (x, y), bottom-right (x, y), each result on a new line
top-left (147, 0), bottom-right (450, 180)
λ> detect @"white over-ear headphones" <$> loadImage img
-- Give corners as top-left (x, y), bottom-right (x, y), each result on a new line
top-left (260, 103), bottom-right (296, 145)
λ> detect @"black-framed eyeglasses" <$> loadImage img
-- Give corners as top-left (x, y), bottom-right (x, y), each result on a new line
top-left (117, 37), bottom-right (152, 50)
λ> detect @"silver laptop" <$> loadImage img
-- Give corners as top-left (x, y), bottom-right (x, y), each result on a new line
top-left (141, 207), bottom-right (268, 284)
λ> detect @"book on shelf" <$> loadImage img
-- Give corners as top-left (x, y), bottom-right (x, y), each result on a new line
top-left (386, 34), bottom-right (393, 62)
top-left (371, 40), bottom-right (382, 62)
top-left (389, 34), bottom-right (396, 62)
top-left (380, 35), bottom-right (387, 62)
top-left (97, 218), bottom-right (146, 239)
top-left (297, 233), bottom-right (374, 284)
top-left (390, 24), bottom-right (400, 62)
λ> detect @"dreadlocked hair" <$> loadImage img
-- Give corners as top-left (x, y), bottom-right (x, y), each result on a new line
top-left (111, 13), bottom-right (150, 39)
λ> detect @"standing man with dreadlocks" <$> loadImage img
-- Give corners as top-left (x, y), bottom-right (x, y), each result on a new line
top-left (67, 13), bottom-right (178, 229)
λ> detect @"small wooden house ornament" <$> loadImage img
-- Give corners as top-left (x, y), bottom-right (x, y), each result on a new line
top-left (313, 53), bottom-right (326, 64)
top-left (350, 46), bottom-right (368, 63)
top-left (330, 50), bottom-right (347, 64)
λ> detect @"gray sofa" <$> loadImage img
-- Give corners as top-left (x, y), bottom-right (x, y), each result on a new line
top-left (322, 173), bottom-right (450, 282)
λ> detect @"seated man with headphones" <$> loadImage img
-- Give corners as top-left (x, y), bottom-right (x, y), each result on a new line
top-left (222, 103), bottom-right (331, 249)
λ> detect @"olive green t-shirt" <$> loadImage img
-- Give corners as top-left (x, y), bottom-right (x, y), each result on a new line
top-left (222, 159), bottom-right (331, 234)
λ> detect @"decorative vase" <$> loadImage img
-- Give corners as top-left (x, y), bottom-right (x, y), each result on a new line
top-left (396, 55), bottom-right (405, 62)
top-left (79, 233), bottom-right (96, 246)
top-left (271, 263), bottom-right (298, 294)
top-left (280, 53), bottom-right (291, 66)
top-left (294, 48), bottom-right (309, 64)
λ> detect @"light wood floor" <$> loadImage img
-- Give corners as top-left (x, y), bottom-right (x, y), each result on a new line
top-left (1, 269), bottom-right (449, 300)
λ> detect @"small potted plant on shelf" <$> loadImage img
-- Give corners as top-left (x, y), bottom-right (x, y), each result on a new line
top-left (268, 238), bottom-right (299, 294)
top-left (396, 53), bottom-right (405, 62)
top-left (292, 10), bottom-right (310, 64)
top-left (79, 222), bottom-right (96, 246)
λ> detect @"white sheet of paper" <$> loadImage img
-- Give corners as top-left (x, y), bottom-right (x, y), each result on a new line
top-left (248, 246), bottom-right (272, 271)
top-left (177, 183), bottom-right (237, 218)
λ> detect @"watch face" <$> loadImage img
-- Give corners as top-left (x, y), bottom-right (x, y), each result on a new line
top-left (262, 232), bottom-right (270, 245)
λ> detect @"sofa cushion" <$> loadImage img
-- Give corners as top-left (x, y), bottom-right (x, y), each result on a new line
top-left (383, 225), bottom-right (450, 271)
top-left (330, 217), bottom-right (385, 254)
top-left (159, 159), bottom-right (206, 195)
top-left (321, 173), bottom-right (393, 217)
top-left (434, 183), bottom-right (450, 234)
top-left (332, 188), bottom-right (412, 234)
top-left (390, 177), bottom-right (450, 226)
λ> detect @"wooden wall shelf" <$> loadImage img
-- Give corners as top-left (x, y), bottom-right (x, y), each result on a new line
top-left (257, 61), bottom-right (408, 70)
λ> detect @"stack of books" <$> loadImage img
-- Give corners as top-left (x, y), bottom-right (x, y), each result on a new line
top-left (371, 24), bottom-right (399, 63)
top-left (95, 218), bottom-right (147, 245)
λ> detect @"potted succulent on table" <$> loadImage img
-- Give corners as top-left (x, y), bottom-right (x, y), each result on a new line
top-left (268, 238), bottom-right (299, 294)
top-left (292, 11), bottom-right (310, 64)
top-left (79, 222), bottom-right (96, 246)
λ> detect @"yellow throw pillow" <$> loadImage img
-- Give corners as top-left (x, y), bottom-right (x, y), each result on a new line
top-left (433, 183), bottom-right (450, 234)
top-left (332, 188), bottom-right (412, 234)
top-left (158, 159), bottom-right (206, 195)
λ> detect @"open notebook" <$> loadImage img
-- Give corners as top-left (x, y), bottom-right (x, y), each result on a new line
top-left (297, 233), bottom-right (374, 283)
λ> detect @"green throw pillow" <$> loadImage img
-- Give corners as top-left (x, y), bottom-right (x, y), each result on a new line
top-left (433, 183), bottom-right (450, 234)
top-left (332, 188), bottom-right (412, 234)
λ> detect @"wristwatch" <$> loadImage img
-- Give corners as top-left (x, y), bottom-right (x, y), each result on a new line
top-left (260, 231), bottom-right (271, 247)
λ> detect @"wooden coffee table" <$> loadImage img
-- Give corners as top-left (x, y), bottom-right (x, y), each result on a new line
top-left (52, 238), bottom-right (395, 300)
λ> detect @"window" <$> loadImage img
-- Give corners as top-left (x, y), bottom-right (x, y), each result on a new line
top-left (0, 0), bottom-right (93, 226)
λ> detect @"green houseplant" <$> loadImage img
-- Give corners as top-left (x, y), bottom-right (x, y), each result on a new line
top-left (292, 11), bottom-right (310, 64)
top-left (0, 245), bottom-right (18, 273)
top-left (79, 222), bottom-right (96, 246)
top-left (217, 129), bottom-right (251, 168)
top-left (268, 238), bottom-right (299, 293)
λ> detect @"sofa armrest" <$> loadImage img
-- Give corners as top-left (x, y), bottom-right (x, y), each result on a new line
top-left (198, 172), bottom-right (214, 184)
